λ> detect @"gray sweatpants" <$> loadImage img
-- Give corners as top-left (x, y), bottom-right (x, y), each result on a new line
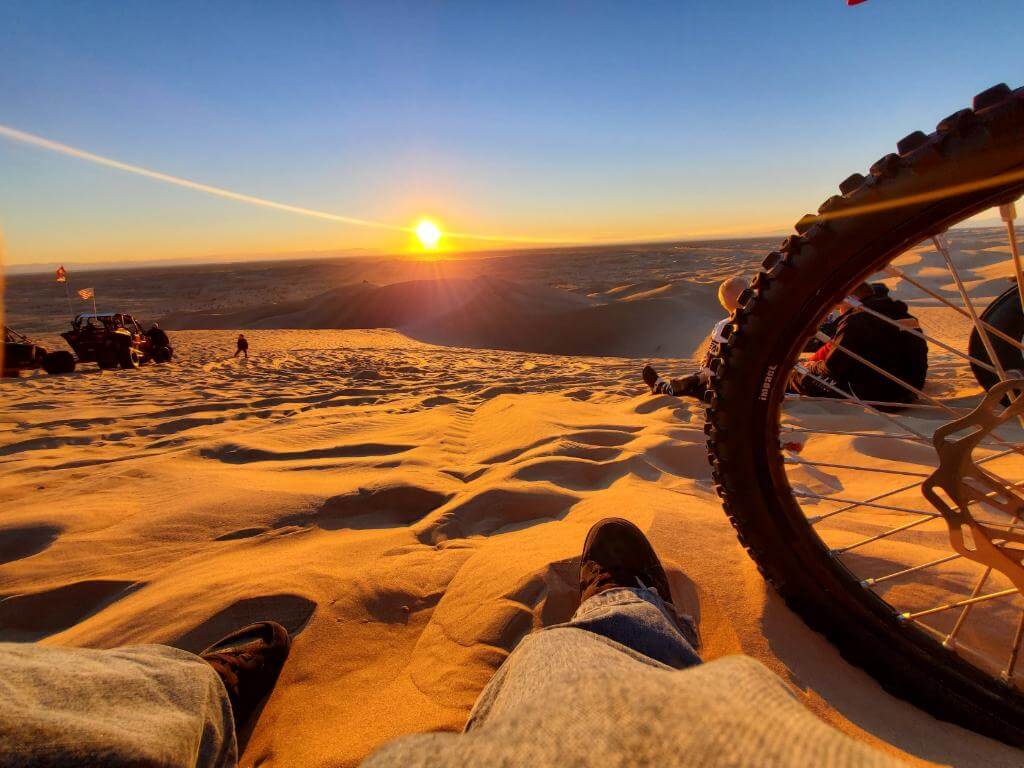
top-left (0, 588), bottom-right (899, 767)
top-left (0, 643), bottom-right (235, 767)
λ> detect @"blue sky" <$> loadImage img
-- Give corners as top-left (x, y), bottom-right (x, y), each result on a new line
top-left (1, 1), bottom-right (1021, 265)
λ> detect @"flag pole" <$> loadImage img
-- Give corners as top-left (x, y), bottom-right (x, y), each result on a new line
top-left (92, 293), bottom-right (98, 315)
top-left (64, 280), bottom-right (74, 318)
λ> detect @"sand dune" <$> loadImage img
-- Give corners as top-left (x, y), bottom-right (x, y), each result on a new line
top-left (1, 326), bottom-right (1020, 768)
top-left (4, 231), bottom-right (1024, 766)
top-left (161, 276), bottom-right (721, 359)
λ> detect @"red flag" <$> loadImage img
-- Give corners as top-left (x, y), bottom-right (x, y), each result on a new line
top-left (848, 0), bottom-right (869, 4)
top-left (56, 265), bottom-right (67, 283)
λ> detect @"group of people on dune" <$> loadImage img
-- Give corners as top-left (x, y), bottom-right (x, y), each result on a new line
top-left (642, 274), bottom-right (928, 407)
top-left (0, 281), bottom-right (920, 768)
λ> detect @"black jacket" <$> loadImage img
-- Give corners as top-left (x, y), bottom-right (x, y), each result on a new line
top-left (147, 327), bottom-right (170, 347)
top-left (823, 295), bottom-right (928, 403)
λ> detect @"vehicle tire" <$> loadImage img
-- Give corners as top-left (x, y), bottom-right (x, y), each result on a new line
top-left (707, 84), bottom-right (1024, 744)
top-left (119, 345), bottom-right (142, 369)
top-left (42, 350), bottom-right (76, 374)
top-left (98, 342), bottom-right (119, 369)
top-left (968, 284), bottom-right (1024, 390)
top-left (153, 345), bottom-right (173, 363)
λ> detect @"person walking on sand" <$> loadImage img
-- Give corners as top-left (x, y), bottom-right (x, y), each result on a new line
top-left (642, 275), bottom-right (748, 401)
top-left (0, 517), bottom-right (900, 767)
top-left (233, 334), bottom-right (249, 360)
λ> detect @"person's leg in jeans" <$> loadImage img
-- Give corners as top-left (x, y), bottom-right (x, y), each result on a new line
top-left (466, 518), bottom-right (699, 728)
top-left (0, 621), bottom-right (290, 768)
top-left (364, 519), bottom-right (901, 767)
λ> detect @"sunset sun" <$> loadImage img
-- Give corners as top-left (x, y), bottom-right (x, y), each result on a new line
top-left (415, 219), bottom-right (442, 250)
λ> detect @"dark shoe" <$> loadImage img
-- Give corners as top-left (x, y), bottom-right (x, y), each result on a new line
top-left (201, 621), bottom-right (290, 732)
top-left (579, 518), bottom-right (673, 606)
top-left (642, 365), bottom-right (673, 395)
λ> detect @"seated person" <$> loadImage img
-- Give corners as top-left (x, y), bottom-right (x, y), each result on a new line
top-left (146, 322), bottom-right (170, 348)
top-left (0, 520), bottom-right (901, 765)
top-left (0, 519), bottom-right (900, 767)
top-left (790, 282), bottom-right (928, 404)
top-left (642, 276), bottom-right (748, 400)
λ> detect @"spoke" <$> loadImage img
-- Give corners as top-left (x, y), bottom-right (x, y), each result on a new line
top-left (781, 424), bottom-right (928, 442)
top-left (792, 365), bottom-right (932, 440)
top-left (898, 588), bottom-right (1018, 622)
top-left (816, 331), bottom-right (958, 417)
top-left (847, 297), bottom-right (999, 375)
top-left (860, 551), bottom-right (963, 587)
top-left (800, 447), bottom-right (1018, 525)
top-left (831, 514), bottom-right (938, 554)
top-left (792, 364), bottom-right (1024, 492)
top-left (795, 491), bottom-right (936, 518)
top-left (944, 566), bottom-right (993, 648)
top-left (934, 234), bottom-right (1010, 382)
top-left (781, 423), bottom-right (1009, 450)
top-left (1003, 607), bottom-right (1024, 682)
top-left (884, 263), bottom-right (1024, 355)
top-left (785, 456), bottom-right (930, 478)
top-left (944, 507), bottom-right (1024, 647)
top-left (1000, 202), bottom-right (1024, 320)
top-left (785, 393), bottom-right (970, 412)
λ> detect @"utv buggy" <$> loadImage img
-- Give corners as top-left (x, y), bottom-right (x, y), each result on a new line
top-left (61, 313), bottom-right (173, 370)
top-left (2, 326), bottom-right (77, 376)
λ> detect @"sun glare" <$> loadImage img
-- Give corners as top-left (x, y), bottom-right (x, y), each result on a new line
top-left (416, 219), bottom-right (442, 250)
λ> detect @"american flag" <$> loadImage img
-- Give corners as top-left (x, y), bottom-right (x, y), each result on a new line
top-left (56, 266), bottom-right (67, 283)
top-left (77, 287), bottom-right (94, 300)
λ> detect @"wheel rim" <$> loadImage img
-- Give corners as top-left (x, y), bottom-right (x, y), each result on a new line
top-left (772, 199), bottom-right (1024, 691)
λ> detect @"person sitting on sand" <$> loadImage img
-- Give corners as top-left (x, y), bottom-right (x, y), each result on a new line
top-left (642, 275), bottom-right (748, 401)
top-left (234, 333), bottom-right (249, 359)
top-left (146, 322), bottom-right (170, 348)
top-left (790, 282), bottom-right (928, 404)
top-left (0, 518), bottom-right (900, 767)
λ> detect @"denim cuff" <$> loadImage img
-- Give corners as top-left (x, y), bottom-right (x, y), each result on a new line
top-left (575, 586), bottom-right (671, 621)
top-left (575, 586), bottom-right (699, 649)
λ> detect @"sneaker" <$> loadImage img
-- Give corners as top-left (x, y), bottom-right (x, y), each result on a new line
top-left (642, 364), bottom-right (673, 395)
top-left (201, 621), bottom-right (291, 732)
top-left (579, 518), bottom-right (673, 606)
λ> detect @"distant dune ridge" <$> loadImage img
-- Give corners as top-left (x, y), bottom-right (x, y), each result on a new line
top-left (161, 275), bottom-right (723, 358)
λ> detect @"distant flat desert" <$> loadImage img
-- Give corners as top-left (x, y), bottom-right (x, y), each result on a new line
top-left (3, 233), bottom-right (1023, 767)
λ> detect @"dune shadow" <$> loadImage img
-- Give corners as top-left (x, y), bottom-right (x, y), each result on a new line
top-left (0, 524), bottom-right (62, 565)
top-left (275, 486), bottom-right (452, 531)
top-left (0, 579), bottom-right (143, 642)
top-left (512, 455), bottom-right (659, 491)
top-left (199, 442), bottom-right (412, 464)
top-left (416, 488), bottom-right (578, 543)
top-left (760, 588), bottom-right (998, 764)
top-left (172, 594), bottom-right (316, 654)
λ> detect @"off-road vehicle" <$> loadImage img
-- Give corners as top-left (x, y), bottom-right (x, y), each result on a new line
top-left (61, 313), bottom-right (173, 370)
top-left (2, 326), bottom-right (75, 376)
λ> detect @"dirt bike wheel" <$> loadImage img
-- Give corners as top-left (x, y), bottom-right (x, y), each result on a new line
top-left (707, 83), bottom-right (1024, 745)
